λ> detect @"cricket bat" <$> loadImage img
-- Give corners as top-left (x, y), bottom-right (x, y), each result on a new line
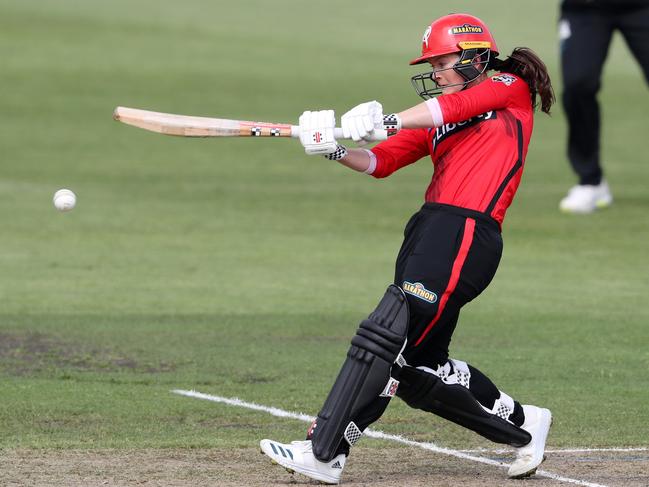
top-left (113, 106), bottom-right (387, 141)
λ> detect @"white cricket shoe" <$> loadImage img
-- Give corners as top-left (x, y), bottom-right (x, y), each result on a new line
top-left (260, 439), bottom-right (346, 484)
top-left (559, 180), bottom-right (613, 214)
top-left (508, 405), bottom-right (552, 478)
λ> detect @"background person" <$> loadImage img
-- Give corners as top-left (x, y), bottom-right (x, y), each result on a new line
top-left (558, 0), bottom-right (649, 213)
top-left (260, 13), bottom-right (556, 485)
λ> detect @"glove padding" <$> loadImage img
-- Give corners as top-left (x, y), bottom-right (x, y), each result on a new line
top-left (341, 101), bottom-right (384, 143)
top-left (342, 101), bottom-right (402, 144)
top-left (299, 110), bottom-right (339, 155)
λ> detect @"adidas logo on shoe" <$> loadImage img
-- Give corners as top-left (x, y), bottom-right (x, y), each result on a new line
top-left (331, 461), bottom-right (343, 469)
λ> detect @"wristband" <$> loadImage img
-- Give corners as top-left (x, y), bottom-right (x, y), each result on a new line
top-left (323, 144), bottom-right (348, 161)
top-left (383, 113), bottom-right (402, 136)
top-left (425, 98), bottom-right (444, 127)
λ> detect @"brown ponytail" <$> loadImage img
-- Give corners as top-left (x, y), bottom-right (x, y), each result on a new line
top-left (491, 47), bottom-right (555, 114)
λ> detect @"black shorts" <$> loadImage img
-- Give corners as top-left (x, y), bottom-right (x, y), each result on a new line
top-left (394, 203), bottom-right (503, 369)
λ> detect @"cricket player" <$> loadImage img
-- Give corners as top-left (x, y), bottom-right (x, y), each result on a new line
top-left (260, 13), bottom-right (556, 484)
top-left (558, 0), bottom-right (649, 213)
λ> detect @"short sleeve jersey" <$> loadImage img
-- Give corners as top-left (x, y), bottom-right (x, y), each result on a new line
top-left (370, 73), bottom-right (534, 226)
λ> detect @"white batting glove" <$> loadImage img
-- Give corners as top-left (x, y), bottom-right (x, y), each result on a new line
top-left (299, 110), bottom-right (339, 155)
top-left (341, 101), bottom-right (402, 144)
top-left (341, 101), bottom-right (384, 144)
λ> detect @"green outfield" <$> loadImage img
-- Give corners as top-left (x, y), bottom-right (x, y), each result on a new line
top-left (1, 0), bottom-right (648, 461)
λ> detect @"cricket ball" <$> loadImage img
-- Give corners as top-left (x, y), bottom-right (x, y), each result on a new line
top-left (53, 188), bottom-right (77, 212)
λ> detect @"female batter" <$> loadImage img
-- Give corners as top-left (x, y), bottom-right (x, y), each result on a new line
top-left (261, 13), bottom-right (555, 484)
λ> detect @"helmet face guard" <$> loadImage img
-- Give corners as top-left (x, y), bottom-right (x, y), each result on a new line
top-left (411, 47), bottom-right (491, 100)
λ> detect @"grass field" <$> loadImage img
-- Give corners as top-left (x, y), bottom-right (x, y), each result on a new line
top-left (1, 0), bottom-right (648, 485)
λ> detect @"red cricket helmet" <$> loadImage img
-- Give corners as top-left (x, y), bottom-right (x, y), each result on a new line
top-left (409, 14), bottom-right (499, 99)
top-left (409, 13), bottom-right (499, 65)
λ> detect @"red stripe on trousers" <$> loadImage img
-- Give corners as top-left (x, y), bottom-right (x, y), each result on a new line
top-left (414, 218), bottom-right (476, 347)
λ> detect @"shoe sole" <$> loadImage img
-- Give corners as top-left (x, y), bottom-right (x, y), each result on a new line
top-left (260, 448), bottom-right (339, 485)
top-left (267, 455), bottom-right (295, 474)
top-left (559, 206), bottom-right (595, 214)
top-left (509, 454), bottom-right (546, 479)
top-left (595, 199), bottom-right (612, 209)
top-left (509, 415), bottom-right (553, 479)
top-left (559, 198), bottom-right (612, 214)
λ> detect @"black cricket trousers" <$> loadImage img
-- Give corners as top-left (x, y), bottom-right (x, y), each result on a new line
top-left (561, 1), bottom-right (649, 185)
top-left (395, 203), bottom-right (503, 369)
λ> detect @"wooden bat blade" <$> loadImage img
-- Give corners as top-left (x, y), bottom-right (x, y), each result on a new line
top-left (113, 106), bottom-right (296, 137)
top-left (113, 106), bottom-right (388, 141)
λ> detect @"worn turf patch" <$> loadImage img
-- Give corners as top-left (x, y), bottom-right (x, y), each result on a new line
top-left (0, 331), bottom-right (175, 375)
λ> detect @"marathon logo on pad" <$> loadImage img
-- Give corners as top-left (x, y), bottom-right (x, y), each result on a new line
top-left (403, 281), bottom-right (438, 304)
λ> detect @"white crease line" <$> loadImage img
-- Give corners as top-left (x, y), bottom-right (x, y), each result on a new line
top-left (172, 389), bottom-right (610, 487)
top-left (460, 447), bottom-right (649, 454)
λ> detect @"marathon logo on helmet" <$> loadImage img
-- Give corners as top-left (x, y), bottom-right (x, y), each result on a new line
top-left (450, 24), bottom-right (484, 35)
top-left (432, 111), bottom-right (497, 151)
top-left (403, 281), bottom-right (438, 304)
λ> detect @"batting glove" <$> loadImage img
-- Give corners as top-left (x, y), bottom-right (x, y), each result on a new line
top-left (341, 101), bottom-right (383, 143)
top-left (299, 110), bottom-right (339, 156)
top-left (341, 101), bottom-right (402, 144)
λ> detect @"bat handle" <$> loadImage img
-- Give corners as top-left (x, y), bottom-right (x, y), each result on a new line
top-left (290, 126), bottom-right (388, 142)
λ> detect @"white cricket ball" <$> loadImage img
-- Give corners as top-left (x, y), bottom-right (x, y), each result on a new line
top-left (53, 188), bottom-right (77, 212)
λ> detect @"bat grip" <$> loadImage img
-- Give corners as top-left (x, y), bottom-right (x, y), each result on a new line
top-left (334, 127), bottom-right (388, 141)
top-left (290, 126), bottom-right (388, 142)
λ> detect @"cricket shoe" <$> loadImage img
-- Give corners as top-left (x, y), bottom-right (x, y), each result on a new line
top-left (559, 180), bottom-right (612, 214)
top-left (260, 439), bottom-right (346, 484)
top-left (508, 405), bottom-right (552, 478)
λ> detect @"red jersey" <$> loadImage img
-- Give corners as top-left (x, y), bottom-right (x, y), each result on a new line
top-left (369, 73), bottom-right (534, 225)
